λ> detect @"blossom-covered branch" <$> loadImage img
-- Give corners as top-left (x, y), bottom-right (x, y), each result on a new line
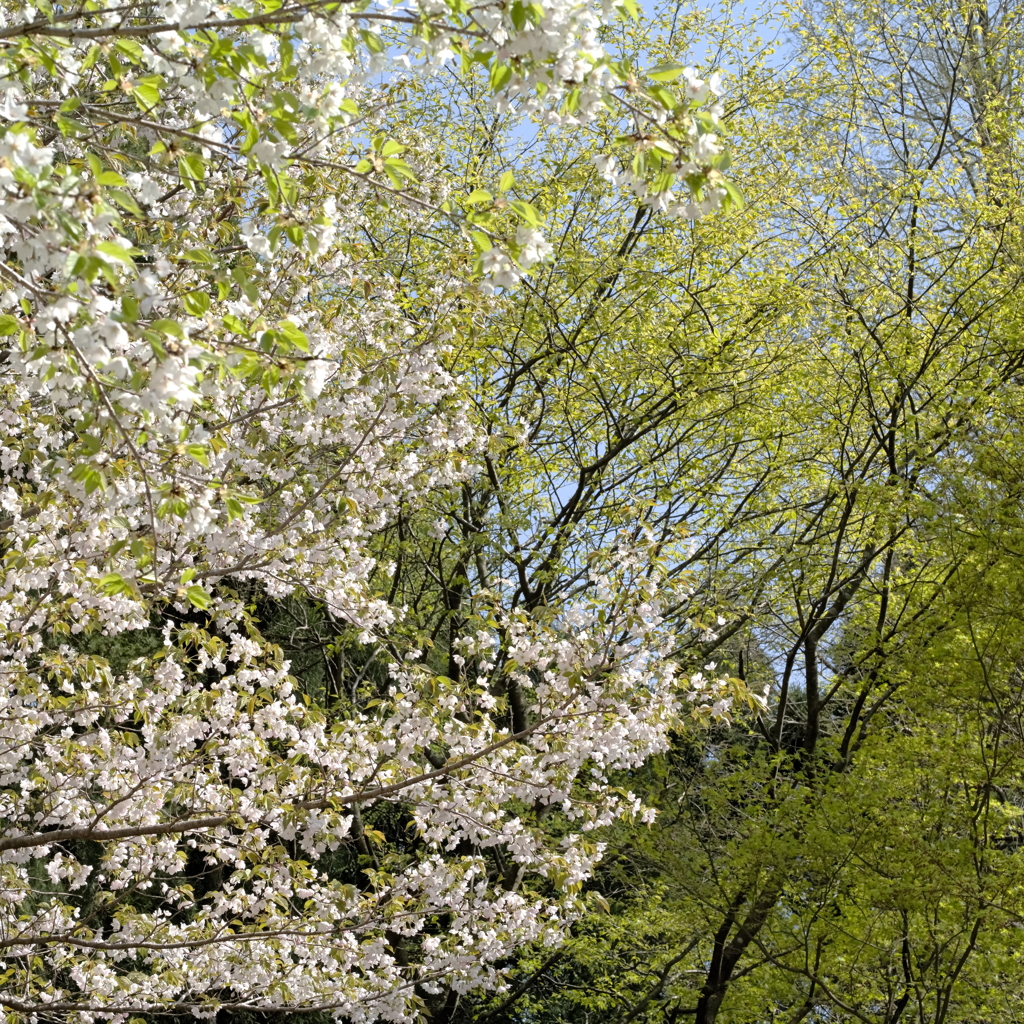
top-left (0, 0), bottom-right (749, 1016)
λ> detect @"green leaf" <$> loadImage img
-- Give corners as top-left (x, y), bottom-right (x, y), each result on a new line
top-left (646, 62), bottom-right (688, 82)
top-left (158, 496), bottom-right (189, 519)
top-left (79, 433), bottom-right (103, 456)
top-left (133, 80), bottom-right (162, 110)
top-left (0, 314), bottom-right (20, 336)
top-left (720, 179), bottom-right (745, 212)
top-left (182, 248), bottom-right (216, 264)
top-left (490, 63), bottom-right (513, 93)
top-left (230, 266), bottom-right (259, 303)
top-left (98, 572), bottom-right (134, 597)
top-left (648, 84), bottom-right (677, 110)
top-left (185, 585), bottom-right (213, 610)
top-left (510, 200), bottom-right (544, 227)
top-left (694, 111), bottom-right (720, 134)
top-left (499, 170), bottom-right (515, 192)
top-left (186, 443), bottom-right (209, 467)
top-left (96, 241), bottom-right (136, 267)
top-left (361, 29), bottom-right (384, 54)
top-left (276, 320), bottom-right (310, 353)
top-left (178, 152), bottom-right (206, 186)
top-left (222, 314), bottom-right (249, 336)
top-left (108, 189), bottom-right (143, 216)
top-left (115, 38), bottom-right (144, 62)
top-left (151, 318), bottom-right (185, 338)
top-left (383, 157), bottom-right (416, 183)
top-left (56, 115), bottom-right (88, 137)
top-left (465, 189), bottom-right (493, 206)
top-left (183, 291), bottom-right (212, 315)
top-left (71, 463), bottom-right (107, 494)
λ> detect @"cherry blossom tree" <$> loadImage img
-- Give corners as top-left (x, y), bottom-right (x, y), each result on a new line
top-left (0, 0), bottom-right (746, 1016)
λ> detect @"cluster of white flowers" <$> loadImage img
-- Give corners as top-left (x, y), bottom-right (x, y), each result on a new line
top-left (590, 67), bottom-right (731, 220)
top-left (483, 65), bottom-right (733, 281)
top-left (0, 0), bottom-right (744, 1016)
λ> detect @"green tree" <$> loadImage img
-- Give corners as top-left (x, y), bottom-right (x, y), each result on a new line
top-left (400, 0), bottom-right (1024, 1021)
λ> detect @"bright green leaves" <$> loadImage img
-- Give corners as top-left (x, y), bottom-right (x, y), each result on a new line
top-left (178, 151), bottom-right (206, 189)
top-left (87, 154), bottom-right (126, 187)
top-left (98, 572), bottom-right (136, 597)
top-left (451, 173), bottom-right (549, 281)
top-left (225, 497), bottom-right (246, 522)
top-left (719, 178), bottom-right (745, 212)
top-left (70, 462), bottom-right (107, 495)
top-left (646, 83), bottom-right (678, 111)
top-left (182, 248), bottom-right (217, 265)
top-left (185, 443), bottom-right (210, 468)
top-left (230, 266), bottom-right (259, 304)
top-left (645, 62), bottom-right (689, 82)
top-left (382, 157), bottom-right (416, 189)
top-left (150, 319), bottom-right (185, 340)
top-left (183, 291), bottom-right (212, 316)
top-left (353, 136), bottom-right (420, 191)
top-left (52, 94), bottom-right (89, 138)
top-left (132, 75), bottom-right (163, 111)
top-left (469, 231), bottom-right (493, 255)
top-left (509, 0), bottom-right (544, 30)
top-left (185, 584), bottom-right (213, 610)
top-left (559, 61), bottom-right (743, 215)
top-left (360, 28), bottom-right (384, 55)
top-left (108, 189), bottom-right (143, 215)
top-left (77, 433), bottom-right (105, 458)
top-left (95, 241), bottom-right (137, 268)
top-left (490, 63), bottom-right (513, 93)
top-left (510, 200), bottom-right (543, 227)
top-left (260, 320), bottom-right (310, 354)
top-left (70, 252), bottom-right (128, 288)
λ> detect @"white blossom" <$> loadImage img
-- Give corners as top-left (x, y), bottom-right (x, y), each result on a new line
top-left (0, 0), bottom-right (744, 1013)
